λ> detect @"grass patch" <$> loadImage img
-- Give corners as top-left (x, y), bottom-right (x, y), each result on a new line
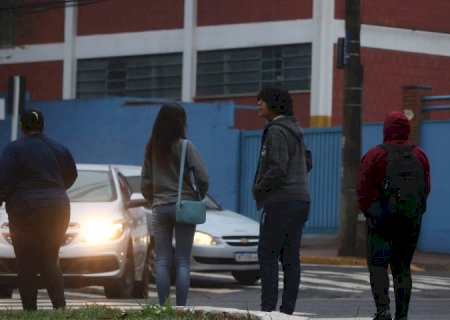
top-left (0, 303), bottom-right (258, 319)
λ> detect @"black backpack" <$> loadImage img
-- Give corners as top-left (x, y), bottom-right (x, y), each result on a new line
top-left (378, 143), bottom-right (426, 217)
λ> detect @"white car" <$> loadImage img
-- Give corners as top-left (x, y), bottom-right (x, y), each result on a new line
top-left (120, 166), bottom-right (261, 285)
top-left (0, 164), bottom-right (150, 299)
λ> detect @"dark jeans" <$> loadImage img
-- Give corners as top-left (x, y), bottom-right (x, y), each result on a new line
top-left (152, 204), bottom-right (196, 306)
top-left (258, 200), bottom-right (310, 315)
top-left (366, 214), bottom-right (422, 320)
top-left (9, 203), bottom-right (70, 311)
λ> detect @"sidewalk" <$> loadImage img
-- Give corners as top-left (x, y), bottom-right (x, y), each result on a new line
top-left (300, 234), bottom-right (450, 272)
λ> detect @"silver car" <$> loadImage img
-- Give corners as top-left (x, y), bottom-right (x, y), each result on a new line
top-left (120, 166), bottom-right (261, 286)
top-left (0, 164), bottom-right (150, 299)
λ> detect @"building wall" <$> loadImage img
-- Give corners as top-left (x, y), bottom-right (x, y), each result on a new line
top-left (332, 47), bottom-right (450, 126)
top-left (0, 61), bottom-right (63, 100)
top-left (197, 0), bottom-right (312, 26)
top-left (1, 0), bottom-right (450, 127)
top-left (198, 92), bottom-right (311, 129)
top-left (335, 0), bottom-right (450, 33)
top-left (78, 0), bottom-right (184, 35)
top-left (15, 8), bottom-right (64, 45)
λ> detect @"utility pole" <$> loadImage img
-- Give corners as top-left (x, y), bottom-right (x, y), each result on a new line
top-left (338, 0), bottom-right (364, 256)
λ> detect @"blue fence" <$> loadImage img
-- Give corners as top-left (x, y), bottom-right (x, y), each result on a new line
top-left (239, 127), bottom-right (343, 234)
top-left (1, 96), bottom-right (450, 253)
top-left (239, 123), bottom-right (383, 234)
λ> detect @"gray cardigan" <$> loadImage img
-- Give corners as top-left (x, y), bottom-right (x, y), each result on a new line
top-left (141, 139), bottom-right (209, 208)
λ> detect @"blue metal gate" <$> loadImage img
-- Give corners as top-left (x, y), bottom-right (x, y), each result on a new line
top-left (239, 127), bottom-right (342, 234)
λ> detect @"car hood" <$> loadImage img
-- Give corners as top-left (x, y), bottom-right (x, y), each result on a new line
top-left (0, 202), bottom-right (124, 224)
top-left (69, 201), bottom-right (125, 224)
top-left (198, 209), bottom-right (259, 237)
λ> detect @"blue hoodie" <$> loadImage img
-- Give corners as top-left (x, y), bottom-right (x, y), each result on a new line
top-left (0, 133), bottom-right (77, 215)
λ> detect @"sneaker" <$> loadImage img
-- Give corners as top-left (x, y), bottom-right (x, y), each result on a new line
top-left (373, 309), bottom-right (393, 320)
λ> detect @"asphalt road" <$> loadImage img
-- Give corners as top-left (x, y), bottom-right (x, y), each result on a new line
top-left (1, 264), bottom-right (449, 319)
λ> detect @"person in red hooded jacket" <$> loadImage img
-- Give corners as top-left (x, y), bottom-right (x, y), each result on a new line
top-left (356, 111), bottom-right (430, 320)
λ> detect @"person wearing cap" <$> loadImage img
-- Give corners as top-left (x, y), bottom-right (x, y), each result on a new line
top-left (252, 86), bottom-right (311, 315)
top-left (0, 109), bottom-right (77, 311)
top-left (356, 111), bottom-right (431, 320)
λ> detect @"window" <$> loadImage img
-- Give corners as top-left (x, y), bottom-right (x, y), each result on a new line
top-left (67, 171), bottom-right (116, 202)
top-left (196, 44), bottom-right (311, 97)
top-left (76, 53), bottom-right (182, 99)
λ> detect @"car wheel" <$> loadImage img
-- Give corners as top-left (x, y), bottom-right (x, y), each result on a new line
top-left (132, 248), bottom-right (151, 299)
top-left (0, 286), bottom-right (13, 298)
top-left (104, 252), bottom-right (135, 299)
top-left (231, 270), bottom-right (260, 285)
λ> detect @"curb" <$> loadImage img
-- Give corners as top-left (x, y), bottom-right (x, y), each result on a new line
top-left (300, 255), bottom-right (425, 272)
top-left (174, 306), bottom-right (308, 320)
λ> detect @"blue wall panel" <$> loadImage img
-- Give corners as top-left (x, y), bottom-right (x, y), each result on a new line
top-left (303, 127), bottom-right (341, 233)
top-left (239, 131), bottom-right (263, 221)
top-left (418, 120), bottom-right (450, 254)
top-left (0, 98), bottom-right (240, 212)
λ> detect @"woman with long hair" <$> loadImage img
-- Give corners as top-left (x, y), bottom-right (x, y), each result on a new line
top-left (141, 103), bottom-right (209, 306)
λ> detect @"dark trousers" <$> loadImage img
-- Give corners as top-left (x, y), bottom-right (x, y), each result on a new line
top-left (366, 214), bottom-right (422, 320)
top-left (9, 204), bottom-right (70, 311)
top-left (258, 201), bottom-right (309, 315)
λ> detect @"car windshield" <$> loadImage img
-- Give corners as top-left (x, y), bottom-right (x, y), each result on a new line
top-left (67, 170), bottom-right (116, 202)
top-left (124, 175), bottom-right (222, 211)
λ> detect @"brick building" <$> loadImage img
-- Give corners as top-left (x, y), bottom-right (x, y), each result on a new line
top-left (1, 0), bottom-right (449, 129)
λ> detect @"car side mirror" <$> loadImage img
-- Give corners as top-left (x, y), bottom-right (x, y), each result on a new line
top-left (125, 193), bottom-right (148, 209)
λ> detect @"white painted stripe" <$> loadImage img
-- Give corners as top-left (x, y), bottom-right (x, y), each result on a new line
top-left (333, 20), bottom-right (450, 57)
top-left (63, 4), bottom-right (77, 99)
top-left (310, 0), bottom-right (335, 118)
top-left (301, 284), bottom-right (361, 293)
top-left (0, 43), bottom-right (64, 64)
top-left (2, 20), bottom-right (450, 65)
top-left (196, 19), bottom-right (314, 51)
top-left (76, 29), bottom-right (184, 59)
top-left (301, 276), bottom-right (370, 290)
top-left (189, 287), bottom-right (243, 294)
top-left (303, 270), bottom-right (371, 283)
top-left (190, 271), bottom-right (234, 280)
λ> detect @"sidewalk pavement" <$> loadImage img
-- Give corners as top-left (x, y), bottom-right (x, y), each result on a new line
top-left (300, 234), bottom-right (450, 272)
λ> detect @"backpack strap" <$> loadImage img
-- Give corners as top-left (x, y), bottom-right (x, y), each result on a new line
top-left (377, 143), bottom-right (416, 152)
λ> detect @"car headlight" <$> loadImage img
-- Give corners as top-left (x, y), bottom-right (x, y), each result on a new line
top-left (193, 231), bottom-right (218, 246)
top-left (82, 220), bottom-right (126, 243)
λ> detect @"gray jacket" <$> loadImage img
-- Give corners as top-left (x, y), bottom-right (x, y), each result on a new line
top-left (252, 116), bottom-right (310, 209)
top-left (141, 139), bottom-right (209, 208)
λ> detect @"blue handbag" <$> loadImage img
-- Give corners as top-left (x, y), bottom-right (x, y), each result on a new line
top-left (176, 139), bottom-right (206, 225)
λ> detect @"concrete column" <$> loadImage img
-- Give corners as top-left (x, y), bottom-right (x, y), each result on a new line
top-left (402, 85), bottom-right (432, 146)
top-left (63, 4), bottom-right (78, 99)
top-left (181, 0), bottom-right (197, 102)
top-left (310, 0), bottom-right (334, 127)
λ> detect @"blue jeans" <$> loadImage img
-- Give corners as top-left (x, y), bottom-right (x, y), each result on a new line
top-left (258, 201), bottom-right (309, 315)
top-left (152, 204), bottom-right (196, 306)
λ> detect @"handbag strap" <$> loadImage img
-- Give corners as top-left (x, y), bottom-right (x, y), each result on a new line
top-left (177, 139), bottom-right (188, 208)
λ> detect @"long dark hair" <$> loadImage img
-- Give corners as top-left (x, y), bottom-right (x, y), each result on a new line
top-left (145, 103), bottom-right (187, 168)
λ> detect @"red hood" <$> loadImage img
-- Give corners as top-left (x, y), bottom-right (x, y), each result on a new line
top-left (383, 111), bottom-right (410, 143)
